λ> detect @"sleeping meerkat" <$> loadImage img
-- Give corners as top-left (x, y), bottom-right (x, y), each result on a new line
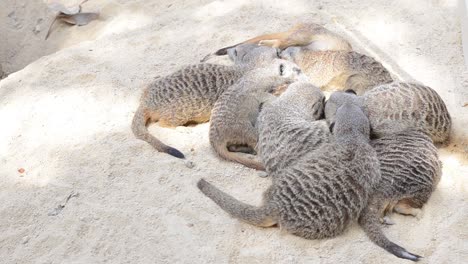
top-left (201, 22), bottom-right (352, 62)
top-left (325, 83), bottom-right (452, 144)
top-left (227, 44), bottom-right (280, 65)
top-left (281, 47), bottom-right (393, 94)
top-left (256, 82), bottom-right (330, 173)
top-left (366, 129), bottom-right (442, 222)
top-left (356, 129), bottom-right (440, 261)
top-left (132, 48), bottom-right (296, 159)
top-left (209, 64), bottom-right (305, 170)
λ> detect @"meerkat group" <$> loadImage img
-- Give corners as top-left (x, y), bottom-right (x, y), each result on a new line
top-left (132, 22), bottom-right (451, 261)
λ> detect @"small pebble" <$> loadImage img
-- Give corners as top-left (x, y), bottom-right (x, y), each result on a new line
top-left (184, 160), bottom-right (195, 169)
top-left (257, 171), bottom-right (269, 178)
top-left (22, 236), bottom-right (30, 244)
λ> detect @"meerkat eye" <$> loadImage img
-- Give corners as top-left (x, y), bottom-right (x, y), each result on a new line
top-left (329, 122), bottom-right (335, 133)
top-left (279, 64), bottom-right (285, 76)
top-left (345, 89), bottom-right (356, 95)
top-left (234, 49), bottom-right (238, 57)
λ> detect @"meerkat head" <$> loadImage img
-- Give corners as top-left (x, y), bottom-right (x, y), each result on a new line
top-left (325, 90), bottom-right (362, 127)
top-left (332, 102), bottom-right (371, 142)
top-left (229, 44), bottom-right (280, 65)
top-left (279, 47), bottom-right (302, 62)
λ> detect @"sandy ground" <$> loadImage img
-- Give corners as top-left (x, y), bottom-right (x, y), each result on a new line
top-left (0, 0), bottom-right (467, 263)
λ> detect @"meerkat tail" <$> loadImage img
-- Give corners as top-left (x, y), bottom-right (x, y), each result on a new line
top-left (131, 107), bottom-right (185, 159)
top-left (213, 142), bottom-right (265, 170)
top-left (197, 179), bottom-right (276, 227)
top-left (358, 204), bottom-right (422, 261)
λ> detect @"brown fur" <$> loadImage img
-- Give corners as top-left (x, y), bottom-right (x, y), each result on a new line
top-left (281, 48), bottom-right (393, 95)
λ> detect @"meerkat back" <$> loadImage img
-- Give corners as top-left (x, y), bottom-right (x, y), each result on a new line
top-left (257, 82), bottom-right (330, 172)
top-left (281, 48), bottom-right (392, 94)
top-left (371, 129), bottom-right (442, 216)
top-left (364, 82), bottom-right (452, 143)
top-left (209, 60), bottom-right (305, 170)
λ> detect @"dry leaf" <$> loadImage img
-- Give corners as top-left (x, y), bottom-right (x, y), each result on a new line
top-left (45, 0), bottom-right (98, 39)
top-left (18, 168), bottom-right (25, 173)
top-left (57, 12), bottom-right (99, 26)
top-left (463, 102), bottom-right (468, 107)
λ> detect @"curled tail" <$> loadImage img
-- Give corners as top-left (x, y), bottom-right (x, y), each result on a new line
top-left (197, 179), bottom-right (276, 227)
top-left (131, 106), bottom-right (185, 159)
top-left (212, 140), bottom-right (265, 170)
top-left (359, 198), bottom-right (421, 261)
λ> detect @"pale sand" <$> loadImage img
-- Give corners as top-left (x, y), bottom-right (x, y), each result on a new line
top-left (0, 0), bottom-right (467, 263)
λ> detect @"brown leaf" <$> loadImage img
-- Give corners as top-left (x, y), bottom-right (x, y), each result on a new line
top-left (57, 12), bottom-right (99, 26)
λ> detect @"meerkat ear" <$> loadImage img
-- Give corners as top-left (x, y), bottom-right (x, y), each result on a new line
top-left (344, 89), bottom-right (357, 95)
top-left (275, 48), bottom-right (282, 58)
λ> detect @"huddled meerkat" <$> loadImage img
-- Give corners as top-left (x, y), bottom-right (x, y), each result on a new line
top-left (227, 44), bottom-right (280, 65)
top-left (201, 22), bottom-right (352, 62)
top-left (256, 82), bottom-right (330, 173)
top-left (132, 48), bottom-right (296, 158)
top-left (356, 129), bottom-right (440, 261)
top-left (325, 83), bottom-right (452, 144)
top-left (209, 65), bottom-right (305, 170)
top-left (366, 129), bottom-right (442, 222)
top-left (280, 47), bottom-right (393, 95)
top-left (198, 98), bottom-right (419, 260)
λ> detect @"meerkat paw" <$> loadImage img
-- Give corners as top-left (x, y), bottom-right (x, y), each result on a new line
top-left (259, 39), bottom-right (281, 48)
top-left (394, 203), bottom-right (423, 219)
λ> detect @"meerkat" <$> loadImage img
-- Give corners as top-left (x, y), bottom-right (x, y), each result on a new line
top-left (132, 48), bottom-right (299, 158)
top-left (325, 83), bottom-right (452, 144)
top-left (227, 44), bottom-right (280, 65)
top-left (209, 67), bottom-right (305, 170)
top-left (201, 22), bottom-right (352, 62)
top-left (280, 47), bottom-right (393, 95)
top-left (256, 82), bottom-right (330, 173)
top-left (366, 129), bottom-right (442, 222)
top-left (356, 129), bottom-right (440, 261)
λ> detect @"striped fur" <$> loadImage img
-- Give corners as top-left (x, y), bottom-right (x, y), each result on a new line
top-left (198, 95), bottom-right (390, 252)
top-left (281, 48), bottom-right (393, 95)
top-left (370, 129), bottom-right (441, 213)
top-left (257, 82), bottom-right (329, 172)
top-left (357, 129), bottom-right (440, 261)
top-left (209, 63), bottom-right (305, 170)
top-left (325, 82), bottom-right (452, 144)
top-left (132, 47), bottom-right (296, 158)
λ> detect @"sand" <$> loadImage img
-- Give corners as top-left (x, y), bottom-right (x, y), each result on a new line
top-left (0, 0), bottom-right (467, 263)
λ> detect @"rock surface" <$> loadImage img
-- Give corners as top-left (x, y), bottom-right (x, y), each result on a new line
top-left (0, 0), bottom-right (467, 263)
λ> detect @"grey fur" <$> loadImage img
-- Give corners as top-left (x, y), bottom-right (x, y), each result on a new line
top-left (357, 129), bottom-right (440, 262)
top-left (131, 53), bottom-right (299, 158)
top-left (198, 96), bottom-right (382, 245)
top-left (209, 62), bottom-right (305, 170)
top-left (257, 82), bottom-right (330, 172)
top-left (325, 82), bottom-right (452, 144)
top-left (227, 44), bottom-right (280, 65)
